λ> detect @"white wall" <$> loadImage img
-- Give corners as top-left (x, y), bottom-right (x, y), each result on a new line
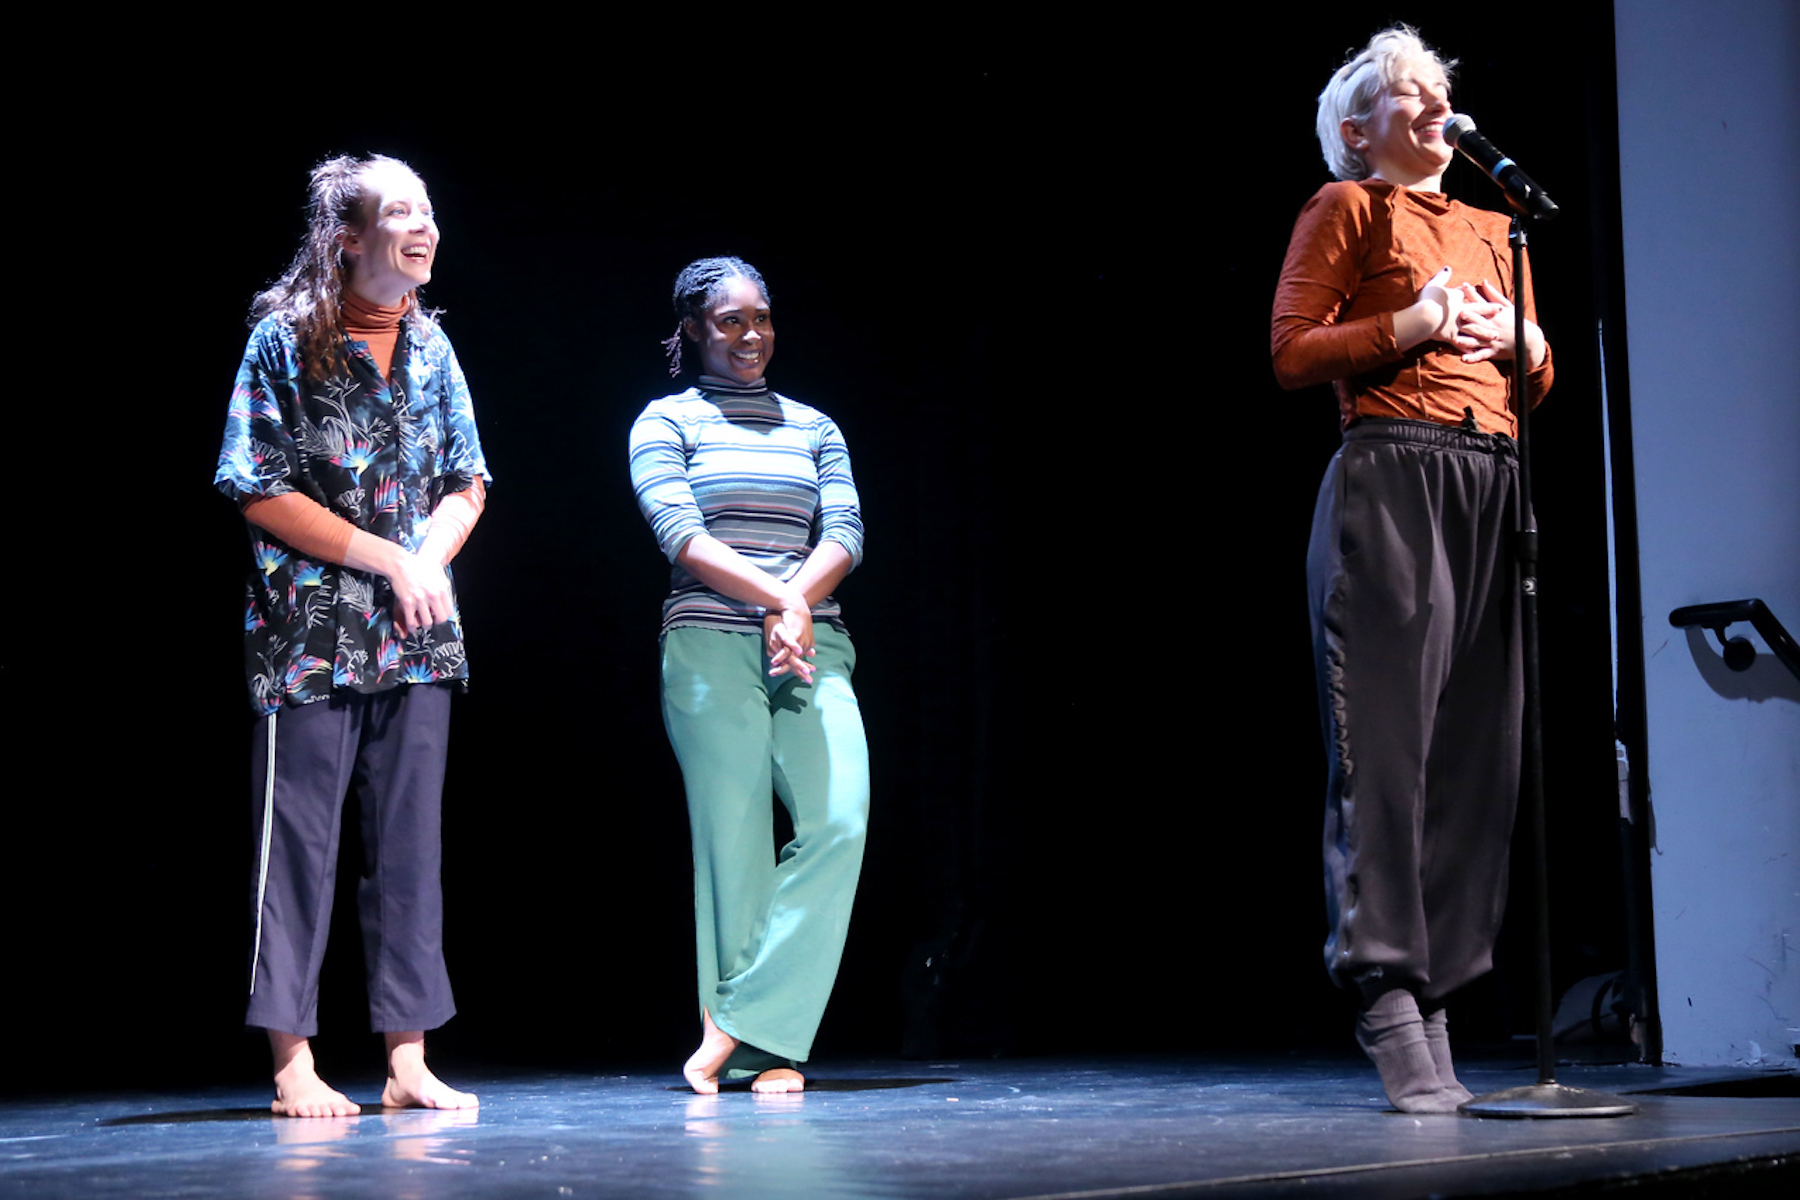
top-left (1615, 0), bottom-right (1800, 1066)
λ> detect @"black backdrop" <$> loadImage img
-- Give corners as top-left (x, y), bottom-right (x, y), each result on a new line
top-left (5, 6), bottom-right (1635, 1092)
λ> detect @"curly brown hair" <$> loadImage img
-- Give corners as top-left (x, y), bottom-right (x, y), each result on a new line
top-left (251, 154), bottom-right (434, 381)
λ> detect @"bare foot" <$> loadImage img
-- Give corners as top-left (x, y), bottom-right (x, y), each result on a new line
top-left (683, 1008), bottom-right (740, 1095)
top-left (381, 1031), bottom-right (478, 1110)
top-left (269, 1031), bottom-right (361, 1118)
top-left (751, 1068), bottom-right (805, 1094)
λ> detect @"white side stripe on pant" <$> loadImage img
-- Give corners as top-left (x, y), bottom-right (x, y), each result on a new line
top-left (248, 708), bottom-right (277, 996)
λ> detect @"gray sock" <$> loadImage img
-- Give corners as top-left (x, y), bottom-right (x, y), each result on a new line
top-left (1420, 1006), bottom-right (1473, 1103)
top-left (1356, 989), bottom-right (1461, 1114)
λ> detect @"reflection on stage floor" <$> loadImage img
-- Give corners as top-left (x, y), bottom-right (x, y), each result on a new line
top-left (3, 1053), bottom-right (1795, 1198)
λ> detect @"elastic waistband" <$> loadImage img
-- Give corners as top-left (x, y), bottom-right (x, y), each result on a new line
top-left (1343, 417), bottom-right (1517, 458)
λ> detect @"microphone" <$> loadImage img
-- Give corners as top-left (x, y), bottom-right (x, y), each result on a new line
top-left (1443, 114), bottom-right (1559, 221)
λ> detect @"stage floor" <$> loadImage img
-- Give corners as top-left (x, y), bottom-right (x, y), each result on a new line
top-left (3, 1054), bottom-right (1795, 1198)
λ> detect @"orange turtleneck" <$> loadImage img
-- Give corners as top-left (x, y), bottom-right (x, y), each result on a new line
top-left (340, 290), bottom-right (408, 382)
top-left (241, 295), bottom-right (486, 567)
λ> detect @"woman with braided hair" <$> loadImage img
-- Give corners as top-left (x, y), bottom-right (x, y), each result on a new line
top-left (630, 257), bottom-right (869, 1093)
top-left (215, 154), bottom-right (487, 1116)
top-left (1273, 26), bottom-right (1553, 1113)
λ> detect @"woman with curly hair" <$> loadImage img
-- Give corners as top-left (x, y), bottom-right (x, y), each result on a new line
top-left (215, 154), bottom-right (488, 1116)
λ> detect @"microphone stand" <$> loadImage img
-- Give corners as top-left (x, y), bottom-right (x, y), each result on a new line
top-left (1459, 212), bottom-right (1637, 1119)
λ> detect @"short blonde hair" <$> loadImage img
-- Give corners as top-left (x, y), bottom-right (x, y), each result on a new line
top-left (1315, 26), bottom-right (1457, 182)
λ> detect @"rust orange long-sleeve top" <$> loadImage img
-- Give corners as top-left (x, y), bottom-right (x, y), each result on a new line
top-left (1271, 179), bottom-right (1552, 437)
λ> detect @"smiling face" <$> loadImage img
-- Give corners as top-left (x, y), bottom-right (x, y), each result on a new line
top-left (687, 275), bottom-right (774, 385)
top-left (1343, 57), bottom-right (1453, 190)
top-left (340, 162), bottom-right (438, 306)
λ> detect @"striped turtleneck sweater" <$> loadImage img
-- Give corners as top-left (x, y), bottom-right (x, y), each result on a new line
top-left (629, 376), bottom-right (864, 635)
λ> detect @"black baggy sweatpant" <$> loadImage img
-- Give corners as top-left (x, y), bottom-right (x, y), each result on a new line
top-left (1306, 418), bottom-right (1524, 1004)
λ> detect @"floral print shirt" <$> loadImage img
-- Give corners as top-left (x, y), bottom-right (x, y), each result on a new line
top-left (214, 314), bottom-right (490, 716)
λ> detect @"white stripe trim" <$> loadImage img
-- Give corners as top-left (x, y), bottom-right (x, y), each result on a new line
top-left (248, 709), bottom-right (277, 995)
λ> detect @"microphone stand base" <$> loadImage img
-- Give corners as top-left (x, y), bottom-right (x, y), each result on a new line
top-left (1460, 1083), bottom-right (1641, 1119)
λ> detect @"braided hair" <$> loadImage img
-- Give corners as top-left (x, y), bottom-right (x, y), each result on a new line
top-left (251, 154), bottom-right (434, 381)
top-left (661, 256), bottom-right (771, 376)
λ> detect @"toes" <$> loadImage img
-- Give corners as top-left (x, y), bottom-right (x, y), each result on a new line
top-left (274, 1094), bottom-right (359, 1118)
top-left (381, 1077), bottom-right (477, 1110)
top-left (750, 1070), bottom-right (805, 1094)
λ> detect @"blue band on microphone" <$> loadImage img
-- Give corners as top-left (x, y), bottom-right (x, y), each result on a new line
top-left (1489, 157), bottom-right (1516, 180)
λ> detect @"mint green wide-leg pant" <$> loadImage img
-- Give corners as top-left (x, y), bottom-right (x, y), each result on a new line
top-left (660, 625), bottom-right (869, 1077)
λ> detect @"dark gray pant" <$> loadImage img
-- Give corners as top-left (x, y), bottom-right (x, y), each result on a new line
top-left (1306, 420), bottom-right (1524, 1004)
top-left (245, 684), bottom-right (457, 1036)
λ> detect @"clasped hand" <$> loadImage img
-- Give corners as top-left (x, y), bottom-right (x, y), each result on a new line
top-left (386, 548), bottom-right (455, 637)
top-left (1417, 270), bottom-right (1523, 365)
top-left (763, 600), bottom-right (816, 683)
top-left (1447, 279), bottom-right (1518, 363)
